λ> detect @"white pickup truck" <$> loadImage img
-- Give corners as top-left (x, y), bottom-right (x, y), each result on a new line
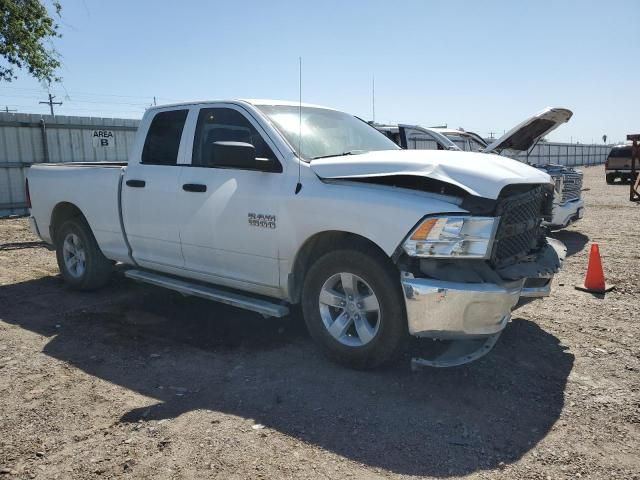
top-left (26, 99), bottom-right (565, 369)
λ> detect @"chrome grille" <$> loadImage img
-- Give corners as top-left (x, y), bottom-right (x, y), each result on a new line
top-left (560, 171), bottom-right (583, 203)
top-left (491, 186), bottom-right (545, 269)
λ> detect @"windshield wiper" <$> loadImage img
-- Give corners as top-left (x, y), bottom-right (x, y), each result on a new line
top-left (310, 150), bottom-right (364, 160)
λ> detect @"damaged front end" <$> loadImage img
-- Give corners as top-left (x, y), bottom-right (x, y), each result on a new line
top-left (395, 183), bottom-right (567, 368)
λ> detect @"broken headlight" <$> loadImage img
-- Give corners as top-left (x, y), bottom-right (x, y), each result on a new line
top-left (403, 216), bottom-right (498, 259)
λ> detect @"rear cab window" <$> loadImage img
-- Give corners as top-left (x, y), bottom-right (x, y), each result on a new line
top-left (608, 146), bottom-right (632, 159)
top-left (142, 109), bottom-right (189, 165)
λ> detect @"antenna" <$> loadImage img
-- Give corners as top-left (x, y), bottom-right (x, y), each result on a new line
top-left (372, 75), bottom-right (375, 123)
top-left (295, 57), bottom-right (303, 195)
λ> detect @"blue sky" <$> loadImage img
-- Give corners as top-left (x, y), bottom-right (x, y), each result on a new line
top-left (1, 0), bottom-right (638, 143)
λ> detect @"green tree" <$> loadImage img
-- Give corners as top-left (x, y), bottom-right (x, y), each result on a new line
top-left (0, 0), bottom-right (62, 83)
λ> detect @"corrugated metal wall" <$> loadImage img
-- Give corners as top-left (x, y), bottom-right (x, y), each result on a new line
top-left (407, 136), bottom-right (611, 167)
top-left (511, 143), bottom-right (611, 167)
top-left (0, 112), bottom-right (139, 217)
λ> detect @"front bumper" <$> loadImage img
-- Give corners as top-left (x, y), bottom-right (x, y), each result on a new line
top-left (401, 274), bottom-right (523, 340)
top-left (546, 198), bottom-right (584, 229)
top-left (401, 237), bottom-right (566, 341)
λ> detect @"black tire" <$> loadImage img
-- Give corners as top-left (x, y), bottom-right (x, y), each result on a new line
top-left (606, 174), bottom-right (615, 185)
top-left (55, 217), bottom-right (112, 290)
top-left (301, 247), bottom-right (407, 369)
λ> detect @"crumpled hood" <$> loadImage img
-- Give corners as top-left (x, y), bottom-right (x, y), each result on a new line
top-left (310, 149), bottom-right (551, 200)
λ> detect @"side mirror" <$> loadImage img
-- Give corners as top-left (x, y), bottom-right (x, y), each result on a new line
top-left (211, 141), bottom-right (256, 168)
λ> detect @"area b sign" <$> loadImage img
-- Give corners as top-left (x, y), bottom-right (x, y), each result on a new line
top-left (92, 130), bottom-right (114, 147)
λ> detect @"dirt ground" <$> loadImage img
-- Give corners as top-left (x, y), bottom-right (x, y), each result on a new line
top-left (0, 165), bottom-right (638, 480)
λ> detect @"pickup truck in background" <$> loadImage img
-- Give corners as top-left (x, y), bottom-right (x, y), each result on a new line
top-left (605, 144), bottom-right (634, 184)
top-left (26, 99), bottom-right (565, 369)
top-left (376, 108), bottom-right (585, 230)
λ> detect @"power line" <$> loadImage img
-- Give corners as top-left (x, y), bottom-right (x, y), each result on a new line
top-left (6, 102), bottom-right (144, 112)
top-left (39, 93), bottom-right (62, 115)
top-left (0, 85), bottom-right (155, 99)
top-left (0, 86), bottom-right (183, 104)
top-left (0, 86), bottom-right (181, 108)
top-left (0, 93), bottom-right (149, 107)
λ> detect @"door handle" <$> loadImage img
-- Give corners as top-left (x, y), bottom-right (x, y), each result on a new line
top-left (126, 179), bottom-right (146, 188)
top-left (183, 183), bottom-right (207, 193)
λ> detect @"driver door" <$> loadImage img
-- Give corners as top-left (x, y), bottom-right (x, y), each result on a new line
top-left (177, 105), bottom-right (286, 293)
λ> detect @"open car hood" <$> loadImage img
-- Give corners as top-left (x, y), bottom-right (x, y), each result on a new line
top-left (310, 149), bottom-right (550, 200)
top-left (483, 107), bottom-right (573, 154)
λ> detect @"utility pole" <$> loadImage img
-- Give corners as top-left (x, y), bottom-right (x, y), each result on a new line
top-left (3, 106), bottom-right (17, 113)
top-left (153, 96), bottom-right (157, 106)
top-left (39, 93), bottom-right (62, 115)
top-left (488, 131), bottom-right (496, 139)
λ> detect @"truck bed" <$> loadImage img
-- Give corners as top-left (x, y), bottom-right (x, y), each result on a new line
top-left (28, 162), bottom-right (129, 262)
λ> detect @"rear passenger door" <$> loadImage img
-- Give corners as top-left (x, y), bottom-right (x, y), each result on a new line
top-left (122, 109), bottom-right (189, 270)
top-left (177, 105), bottom-right (285, 293)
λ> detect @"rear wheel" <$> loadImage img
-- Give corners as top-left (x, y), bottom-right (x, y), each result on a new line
top-left (301, 248), bottom-right (407, 369)
top-left (55, 218), bottom-right (112, 290)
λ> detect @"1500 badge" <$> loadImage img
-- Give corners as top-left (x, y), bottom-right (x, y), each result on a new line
top-left (248, 213), bottom-right (276, 229)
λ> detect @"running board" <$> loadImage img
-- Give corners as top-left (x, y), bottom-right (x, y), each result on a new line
top-left (124, 269), bottom-right (289, 318)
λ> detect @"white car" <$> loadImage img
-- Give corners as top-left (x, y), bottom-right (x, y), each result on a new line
top-left (377, 108), bottom-right (585, 229)
top-left (26, 99), bottom-right (565, 369)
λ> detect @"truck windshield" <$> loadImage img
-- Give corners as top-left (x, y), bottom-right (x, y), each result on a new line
top-left (256, 105), bottom-right (399, 161)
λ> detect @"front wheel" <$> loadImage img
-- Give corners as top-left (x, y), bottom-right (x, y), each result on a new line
top-left (301, 248), bottom-right (407, 369)
top-left (606, 173), bottom-right (615, 184)
top-left (55, 218), bottom-right (113, 290)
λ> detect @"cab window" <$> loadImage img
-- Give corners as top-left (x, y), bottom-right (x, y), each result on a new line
top-left (192, 107), bottom-right (280, 171)
top-left (141, 109), bottom-right (188, 165)
top-left (446, 135), bottom-right (469, 151)
top-left (407, 133), bottom-right (440, 150)
top-left (468, 137), bottom-right (486, 152)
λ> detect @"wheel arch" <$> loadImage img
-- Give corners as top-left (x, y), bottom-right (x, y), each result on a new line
top-left (50, 202), bottom-right (88, 245)
top-left (288, 230), bottom-right (396, 304)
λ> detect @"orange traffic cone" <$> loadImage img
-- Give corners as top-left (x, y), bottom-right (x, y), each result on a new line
top-left (575, 243), bottom-right (614, 294)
